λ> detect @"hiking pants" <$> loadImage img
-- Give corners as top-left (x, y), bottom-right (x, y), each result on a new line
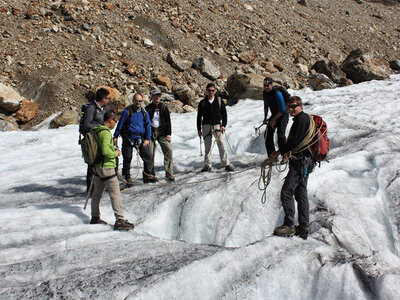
top-left (150, 131), bottom-right (174, 175)
top-left (265, 114), bottom-right (289, 157)
top-left (91, 166), bottom-right (124, 220)
top-left (280, 158), bottom-right (310, 228)
top-left (121, 139), bottom-right (155, 179)
top-left (202, 124), bottom-right (230, 168)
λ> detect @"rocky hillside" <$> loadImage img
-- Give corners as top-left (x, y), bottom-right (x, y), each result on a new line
top-left (0, 0), bottom-right (399, 130)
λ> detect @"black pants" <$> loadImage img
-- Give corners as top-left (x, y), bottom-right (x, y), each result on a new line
top-left (121, 138), bottom-right (154, 179)
top-left (265, 114), bottom-right (289, 157)
top-left (280, 158), bottom-right (311, 228)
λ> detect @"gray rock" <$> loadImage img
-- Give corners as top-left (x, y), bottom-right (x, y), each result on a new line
top-left (165, 100), bottom-right (184, 114)
top-left (192, 57), bottom-right (220, 80)
top-left (182, 105), bottom-right (196, 113)
top-left (308, 73), bottom-right (336, 90)
top-left (311, 60), bottom-right (346, 83)
top-left (82, 23), bottom-right (91, 31)
top-left (172, 84), bottom-right (195, 106)
top-left (0, 114), bottom-right (20, 131)
top-left (341, 48), bottom-right (391, 83)
top-left (50, 109), bottom-right (79, 128)
top-left (0, 83), bottom-right (23, 112)
top-left (166, 52), bottom-right (191, 72)
top-left (143, 38), bottom-right (154, 48)
top-left (226, 72), bottom-right (264, 104)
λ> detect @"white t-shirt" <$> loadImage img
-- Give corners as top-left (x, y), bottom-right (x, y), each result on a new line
top-left (151, 110), bottom-right (161, 128)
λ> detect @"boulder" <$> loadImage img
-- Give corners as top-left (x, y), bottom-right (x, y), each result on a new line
top-left (166, 52), bottom-right (191, 72)
top-left (389, 59), bottom-right (400, 71)
top-left (311, 60), bottom-right (346, 83)
top-left (14, 99), bottom-right (40, 123)
top-left (308, 73), bottom-right (336, 90)
top-left (238, 51), bottom-right (257, 64)
top-left (341, 49), bottom-right (391, 83)
top-left (154, 74), bottom-right (172, 90)
top-left (226, 72), bottom-right (264, 104)
top-left (0, 113), bottom-right (20, 131)
top-left (165, 100), bottom-right (184, 114)
top-left (338, 77), bottom-right (353, 87)
top-left (50, 109), bottom-right (79, 128)
top-left (192, 57), bottom-right (220, 80)
top-left (98, 86), bottom-right (119, 100)
top-left (172, 84), bottom-right (195, 106)
top-left (182, 105), bottom-right (196, 113)
top-left (0, 83), bottom-right (23, 112)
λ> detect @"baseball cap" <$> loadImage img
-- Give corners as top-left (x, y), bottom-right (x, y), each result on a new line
top-left (151, 88), bottom-right (162, 97)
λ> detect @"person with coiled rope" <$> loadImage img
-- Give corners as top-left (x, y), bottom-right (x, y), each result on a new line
top-left (197, 83), bottom-right (234, 172)
top-left (270, 96), bottom-right (314, 239)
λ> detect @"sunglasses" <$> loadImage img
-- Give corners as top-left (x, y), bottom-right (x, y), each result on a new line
top-left (264, 82), bottom-right (272, 86)
top-left (288, 104), bottom-right (300, 109)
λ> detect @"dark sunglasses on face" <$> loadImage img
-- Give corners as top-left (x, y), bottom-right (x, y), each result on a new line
top-left (207, 89), bottom-right (216, 92)
top-left (264, 82), bottom-right (272, 86)
top-left (288, 104), bottom-right (300, 109)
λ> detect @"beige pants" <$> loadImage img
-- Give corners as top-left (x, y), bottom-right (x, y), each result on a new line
top-left (91, 166), bottom-right (124, 220)
top-left (150, 135), bottom-right (174, 175)
top-left (202, 124), bottom-right (230, 168)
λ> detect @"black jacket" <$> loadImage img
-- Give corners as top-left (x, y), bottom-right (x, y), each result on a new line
top-left (197, 97), bottom-right (227, 131)
top-left (145, 102), bottom-right (172, 137)
top-left (80, 102), bottom-right (105, 135)
top-left (280, 111), bottom-right (310, 156)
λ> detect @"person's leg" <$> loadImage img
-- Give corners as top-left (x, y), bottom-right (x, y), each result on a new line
top-left (265, 124), bottom-right (276, 157)
top-left (91, 166), bottom-right (105, 219)
top-left (294, 177), bottom-right (309, 228)
top-left (139, 143), bottom-right (155, 177)
top-left (121, 140), bottom-right (133, 179)
top-left (102, 168), bottom-right (125, 220)
top-left (86, 164), bottom-right (93, 192)
top-left (158, 136), bottom-right (174, 175)
top-left (202, 124), bottom-right (213, 168)
top-left (280, 165), bottom-right (302, 227)
top-left (215, 132), bottom-right (230, 166)
top-left (277, 114), bottom-right (289, 152)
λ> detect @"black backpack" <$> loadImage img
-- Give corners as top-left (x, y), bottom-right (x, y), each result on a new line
top-left (78, 102), bottom-right (97, 135)
top-left (272, 86), bottom-right (291, 105)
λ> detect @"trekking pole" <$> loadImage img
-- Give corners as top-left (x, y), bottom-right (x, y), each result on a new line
top-left (254, 123), bottom-right (264, 135)
top-left (84, 174), bottom-right (94, 210)
top-left (199, 136), bottom-right (203, 156)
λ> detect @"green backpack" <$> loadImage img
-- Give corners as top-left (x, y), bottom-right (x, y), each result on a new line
top-left (81, 128), bottom-right (107, 165)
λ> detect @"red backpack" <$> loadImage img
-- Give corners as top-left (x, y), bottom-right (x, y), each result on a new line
top-left (310, 115), bottom-right (331, 165)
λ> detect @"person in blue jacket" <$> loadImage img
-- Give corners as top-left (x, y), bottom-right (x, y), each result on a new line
top-left (262, 77), bottom-right (289, 161)
top-left (113, 93), bottom-right (157, 184)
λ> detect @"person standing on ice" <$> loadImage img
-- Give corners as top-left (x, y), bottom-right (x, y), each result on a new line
top-left (262, 77), bottom-right (289, 163)
top-left (145, 88), bottom-right (175, 182)
top-left (90, 110), bottom-right (134, 230)
top-left (270, 96), bottom-right (313, 239)
top-left (80, 88), bottom-right (111, 192)
top-left (197, 83), bottom-right (234, 172)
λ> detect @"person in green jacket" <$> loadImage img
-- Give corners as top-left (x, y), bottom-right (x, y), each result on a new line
top-left (91, 110), bottom-right (134, 230)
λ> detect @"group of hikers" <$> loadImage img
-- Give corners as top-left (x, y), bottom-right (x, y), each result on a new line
top-left (80, 78), bottom-right (322, 239)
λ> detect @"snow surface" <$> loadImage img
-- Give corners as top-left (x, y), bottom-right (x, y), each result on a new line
top-left (0, 75), bottom-right (399, 299)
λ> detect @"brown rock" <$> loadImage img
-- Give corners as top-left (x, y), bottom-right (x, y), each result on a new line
top-left (51, 109), bottom-right (80, 129)
top-left (226, 72), bottom-right (264, 104)
top-left (14, 99), bottom-right (40, 123)
top-left (98, 86), bottom-right (119, 100)
top-left (125, 64), bottom-right (138, 76)
top-left (154, 74), bottom-right (172, 90)
top-left (238, 51), bottom-right (257, 64)
top-left (267, 58), bottom-right (284, 72)
top-left (104, 3), bottom-right (116, 10)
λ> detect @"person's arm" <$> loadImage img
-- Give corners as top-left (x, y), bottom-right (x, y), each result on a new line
top-left (197, 100), bottom-right (203, 136)
top-left (113, 109), bottom-right (127, 138)
top-left (269, 91), bottom-right (285, 128)
top-left (164, 106), bottom-right (172, 136)
top-left (99, 130), bottom-right (118, 160)
top-left (263, 91), bottom-right (269, 123)
top-left (144, 110), bottom-right (152, 142)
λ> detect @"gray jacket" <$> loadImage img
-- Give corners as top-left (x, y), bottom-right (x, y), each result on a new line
top-left (80, 102), bottom-right (105, 134)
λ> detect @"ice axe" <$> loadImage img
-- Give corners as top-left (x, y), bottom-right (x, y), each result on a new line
top-left (254, 123), bottom-right (264, 136)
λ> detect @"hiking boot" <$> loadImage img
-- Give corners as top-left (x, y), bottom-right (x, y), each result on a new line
top-left (201, 165), bottom-right (211, 172)
top-left (114, 219), bottom-right (134, 231)
top-left (125, 178), bottom-right (134, 187)
top-left (90, 217), bottom-right (107, 225)
top-left (143, 175), bottom-right (158, 184)
top-left (273, 225), bottom-right (295, 237)
top-left (166, 173), bottom-right (175, 182)
top-left (225, 164), bottom-right (234, 172)
top-left (295, 226), bottom-right (309, 240)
